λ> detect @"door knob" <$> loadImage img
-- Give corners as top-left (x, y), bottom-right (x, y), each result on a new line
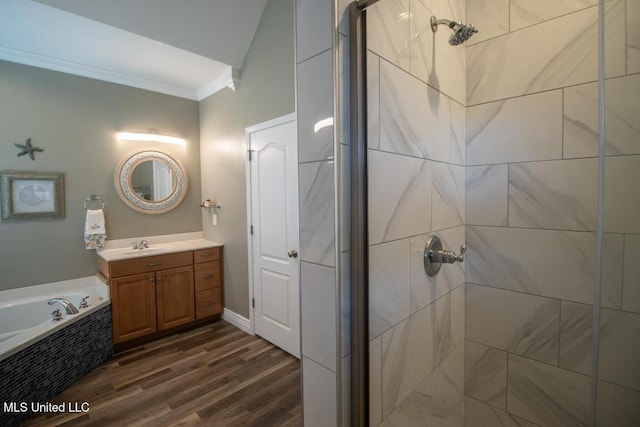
top-left (288, 250), bottom-right (298, 258)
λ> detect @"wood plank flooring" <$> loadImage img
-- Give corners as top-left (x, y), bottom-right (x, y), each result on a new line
top-left (23, 321), bottom-right (301, 427)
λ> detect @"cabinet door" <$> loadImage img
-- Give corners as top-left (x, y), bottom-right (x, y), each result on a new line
top-left (111, 272), bottom-right (157, 343)
top-left (156, 266), bottom-right (195, 331)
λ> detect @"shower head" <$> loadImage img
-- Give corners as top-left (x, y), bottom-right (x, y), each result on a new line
top-left (430, 16), bottom-right (478, 46)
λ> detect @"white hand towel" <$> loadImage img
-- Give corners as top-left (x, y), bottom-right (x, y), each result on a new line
top-left (85, 209), bottom-right (106, 234)
top-left (85, 209), bottom-right (107, 249)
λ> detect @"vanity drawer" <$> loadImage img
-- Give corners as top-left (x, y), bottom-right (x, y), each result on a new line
top-left (194, 261), bottom-right (221, 291)
top-left (194, 247), bottom-right (221, 264)
top-left (195, 288), bottom-right (222, 319)
top-left (108, 251), bottom-right (193, 278)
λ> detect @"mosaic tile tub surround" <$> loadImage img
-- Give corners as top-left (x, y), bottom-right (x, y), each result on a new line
top-left (0, 305), bottom-right (113, 427)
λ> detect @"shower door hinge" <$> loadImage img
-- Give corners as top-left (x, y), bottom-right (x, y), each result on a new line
top-left (252, 298), bottom-right (255, 308)
top-left (248, 149), bottom-right (253, 161)
top-left (250, 225), bottom-right (254, 235)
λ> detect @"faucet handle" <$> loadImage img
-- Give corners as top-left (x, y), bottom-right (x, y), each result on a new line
top-left (140, 239), bottom-right (151, 249)
top-left (79, 296), bottom-right (89, 309)
top-left (130, 241), bottom-right (139, 250)
top-left (457, 244), bottom-right (467, 262)
top-left (52, 309), bottom-right (62, 321)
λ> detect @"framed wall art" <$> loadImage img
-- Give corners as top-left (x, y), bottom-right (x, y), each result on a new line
top-left (0, 171), bottom-right (65, 221)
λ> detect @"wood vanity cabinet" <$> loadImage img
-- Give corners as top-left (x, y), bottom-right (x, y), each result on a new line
top-left (99, 246), bottom-right (223, 344)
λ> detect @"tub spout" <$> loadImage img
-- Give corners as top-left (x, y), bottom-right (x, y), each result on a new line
top-left (48, 298), bottom-right (79, 315)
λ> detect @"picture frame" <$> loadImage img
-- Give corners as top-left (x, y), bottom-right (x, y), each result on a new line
top-left (0, 171), bottom-right (65, 221)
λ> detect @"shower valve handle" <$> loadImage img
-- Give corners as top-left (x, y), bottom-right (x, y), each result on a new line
top-left (424, 237), bottom-right (466, 276)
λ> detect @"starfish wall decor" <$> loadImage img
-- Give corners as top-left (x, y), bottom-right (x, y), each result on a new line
top-left (14, 138), bottom-right (44, 161)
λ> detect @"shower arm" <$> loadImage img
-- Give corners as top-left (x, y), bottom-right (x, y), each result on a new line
top-left (430, 16), bottom-right (458, 32)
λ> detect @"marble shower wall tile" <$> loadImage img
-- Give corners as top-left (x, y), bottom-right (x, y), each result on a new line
top-left (465, 340), bottom-right (507, 409)
top-left (596, 380), bottom-right (640, 426)
top-left (368, 51), bottom-right (381, 150)
top-left (623, 234), bottom-right (640, 314)
top-left (295, 0), bottom-right (332, 63)
top-left (450, 284), bottom-right (465, 348)
top-left (410, 227), bottom-right (465, 313)
top-left (466, 0), bottom-right (509, 45)
top-left (466, 284), bottom-right (560, 364)
top-left (628, 0), bottom-right (640, 74)
top-left (367, 0), bottom-right (410, 71)
top-left (450, 101), bottom-right (466, 165)
top-left (432, 163), bottom-right (465, 231)
top-left (605, 155), bottom-right (640, 234)
top-left (507, 354), bottom-right (591, 427)
top-left (381, 293), bottom-right (455, 417)
top-left (381, 343), bottom-right (465, 427)
top-left (598, 308), bottom-right (640, 391)
top-left (410, 0), bottom-right (466, 104)
top-left (380, 59), bottom-right (451, 161)
top-left (301, 262), bottom-right (337, 371)
top-left (466, 90), bottom-right (563, 165)
top-left (368, 150), bottom-right (431, 245)
top-left (510, 0), bottom-right (597, 31)
top-left (297, 50), bottom-right (334, 163)
top-left (508, 158), bottom-right (598, 231)
top-left (371, 335), bottom-right (383, 426)
top-left (466, 165), bottom-right (508, 226)
top-left (369, 239), bottom-right (411, 339)
top-left (303, 357), bottom-right (338, 427)
top-left (466, 226), bottom-right (596, 304)
top-left (467, 1), bottom-right (626, 105)
top-left (299, 161), bottom-right (335, 266)
top-left (564, 74), bottom-right (640, 158)
top-left (382, 305), bottom-right (434, 417)
top-left (465, 397), bottom-right (538, 427)
top-left (559, 301), bottom-right (593, 375)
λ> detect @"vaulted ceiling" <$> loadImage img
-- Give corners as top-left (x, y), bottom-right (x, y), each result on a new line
top-left (0, 0), bottom-right (269, 100)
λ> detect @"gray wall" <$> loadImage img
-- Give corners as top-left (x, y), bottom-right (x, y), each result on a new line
top-left (0, 60), bottom-right (201, 291)
top-left (199, 0), bottom-right (295, 318)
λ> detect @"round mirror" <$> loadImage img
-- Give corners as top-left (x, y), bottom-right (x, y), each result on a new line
top-left (114, 149), bottom-right (188, 214)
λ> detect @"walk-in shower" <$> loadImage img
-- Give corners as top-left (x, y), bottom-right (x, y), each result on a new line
top-left (348, 0), bottom-right (639, 426)
top-left (430, 16), bottom-right (478, 45)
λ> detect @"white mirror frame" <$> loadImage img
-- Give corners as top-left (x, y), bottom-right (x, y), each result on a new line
top-left (114, 148), bottom-right (188, 214)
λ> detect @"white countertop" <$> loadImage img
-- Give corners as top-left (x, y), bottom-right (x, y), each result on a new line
top-left (97, 232), bottom-right (223, 262)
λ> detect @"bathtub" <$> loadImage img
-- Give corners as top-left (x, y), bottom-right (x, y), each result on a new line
top-left (0, 276), bottom-right (110, 363)
top-left (0, 276), bottom-right (113, 427)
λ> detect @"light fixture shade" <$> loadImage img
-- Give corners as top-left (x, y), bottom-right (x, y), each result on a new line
top-left (116, 132), bottom-right (186, 145)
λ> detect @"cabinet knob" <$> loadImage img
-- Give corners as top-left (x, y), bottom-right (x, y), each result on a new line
top-left (287, 250), bottom-right (298, 258)
top-left (201, 274), bottom-right (214, 279)
top-left (157, 276), bottom-right (162, 281)
top-left (200, 253), bottom-right (212, 257)
top-left (148, 262), bottom-right (161, 267)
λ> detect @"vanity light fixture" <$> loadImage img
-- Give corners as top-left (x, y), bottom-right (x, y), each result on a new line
top-left (116, 131), bottom-right (186, 146)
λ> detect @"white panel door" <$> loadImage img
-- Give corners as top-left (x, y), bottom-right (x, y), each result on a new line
top-left (248, 116), bottom-right (300, 357)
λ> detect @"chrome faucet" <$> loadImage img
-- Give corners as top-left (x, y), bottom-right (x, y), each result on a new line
top-left (140, 239), bottom-right (151, 249)
top-left (48, 298), bottom-right (79, 315)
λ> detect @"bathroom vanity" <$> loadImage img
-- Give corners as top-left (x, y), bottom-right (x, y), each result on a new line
top-left (97, 240), bottom-right (223, 345)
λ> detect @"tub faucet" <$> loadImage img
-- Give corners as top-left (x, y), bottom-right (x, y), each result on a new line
top-left (48, 298), bottom-right (79, 315)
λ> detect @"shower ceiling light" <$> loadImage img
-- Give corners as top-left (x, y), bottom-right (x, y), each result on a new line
top-left (116, 131), bottom-right (186, 145)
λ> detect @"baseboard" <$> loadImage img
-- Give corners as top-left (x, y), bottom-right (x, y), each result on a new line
top-left (221, 308), bottom-right (252, 334)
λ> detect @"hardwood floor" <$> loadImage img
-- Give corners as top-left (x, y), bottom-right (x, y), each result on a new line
top-left (23, 321), bottom-right (301, 427)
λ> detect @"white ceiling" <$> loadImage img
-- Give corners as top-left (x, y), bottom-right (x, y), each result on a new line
top-left (0, 0), bottom-right (269, 100)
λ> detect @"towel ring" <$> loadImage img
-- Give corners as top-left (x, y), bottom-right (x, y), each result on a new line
top-left (83, 195), bottom-right (105, 210)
